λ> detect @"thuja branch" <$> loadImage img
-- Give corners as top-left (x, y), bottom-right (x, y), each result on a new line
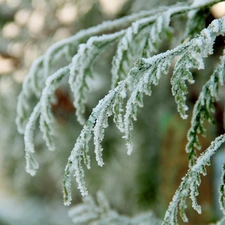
top-left (63, 16), bottom-right (225, 205)
top-left (163, 134), bottom-right (225, 225)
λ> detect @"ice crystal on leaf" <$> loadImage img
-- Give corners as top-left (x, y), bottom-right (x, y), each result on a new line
top-left (69, 31), bottom-right (125, 125)
top-left (186, 49), bottom-right (225, 166)
top-left (163, 134), bottom-right (225, 225)
top-left (219, 163), bottom-right (225, 216)
top-left (16, 0), bottom-right (225, 224)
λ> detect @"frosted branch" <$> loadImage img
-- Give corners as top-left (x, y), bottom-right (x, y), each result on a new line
top-left (24, 102), bottom-right (41, 176)
top-left (69, 30), bottom-right (125, 125)
top-left (163, 134), bottom-right (225, 225)
top-left (40, 65), bottom-right (70, 151)
top-left (63, 16), bottom-right (225, 202)
top-left (186, 49), bottom-right (225, 166)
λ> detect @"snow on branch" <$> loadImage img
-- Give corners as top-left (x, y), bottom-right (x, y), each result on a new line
top-left (123, 16), bottom-right (225, 154)
top-left (15, 7), bottom-right (169, 134)
top-left (15, 1), bottom-right (225, 223)
top-left (16, 1), bottom-right (218, 135)
top-left (23, 66), bottom-right (70, 176)
top-left (40, 65), bottom-right (70, 151)
top-left (163, 134), bottom-right (225, 225)
top-left (111, 9), bottom-right (172, 88)
top-left (63, 86), bottom-right (121, 201)
top-left (186, 49), bottom-right (225, 167)
top-left (69, 30), bottom-right (126, 125)
top-left (16, 56), bottom-right (44, 134)
top-left (110, 2), bottom-right (217, 88)
top-left (219, 163), bottom-right (225, 216)
top-left (63, 16), bottom-right (225, 204)
top-left (24, 102), bottom-right (41, 176)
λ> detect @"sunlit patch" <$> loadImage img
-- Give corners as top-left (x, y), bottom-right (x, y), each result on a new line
top-left (2, 22), bottom-right (21, 39)
top-left (13, 70), bottom-right (27, 83)
top-left (54, 28), bottom-right (71, 41)
top-left (26, 10), bottom-right (45, 34)
top-left (56, 4), bottom-right (77, 24)
top-left (14, 9), bottom-right (32, 26)
top-left (7, 42), bottom-right (23, 58)
top-left (0, 55), bottom-right (16, 74)
top-left (99, 0), bottom-right (127, 16)
top-left (211, 2), bottom-right (225, 18)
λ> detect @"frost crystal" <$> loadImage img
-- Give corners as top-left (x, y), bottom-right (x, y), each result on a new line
top-left (15, 1), bottom-right (225, 224)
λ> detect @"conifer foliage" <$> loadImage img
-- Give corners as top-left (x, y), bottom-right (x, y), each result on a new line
top-left (16, 0), bottom-right (225, 224)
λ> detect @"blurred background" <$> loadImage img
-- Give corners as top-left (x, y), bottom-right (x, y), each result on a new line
top-left (0, 0), bottom-right (225, 224)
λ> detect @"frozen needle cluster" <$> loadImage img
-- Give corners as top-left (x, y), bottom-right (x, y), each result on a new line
top-left (16, 0), bottom-right (225, 224)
